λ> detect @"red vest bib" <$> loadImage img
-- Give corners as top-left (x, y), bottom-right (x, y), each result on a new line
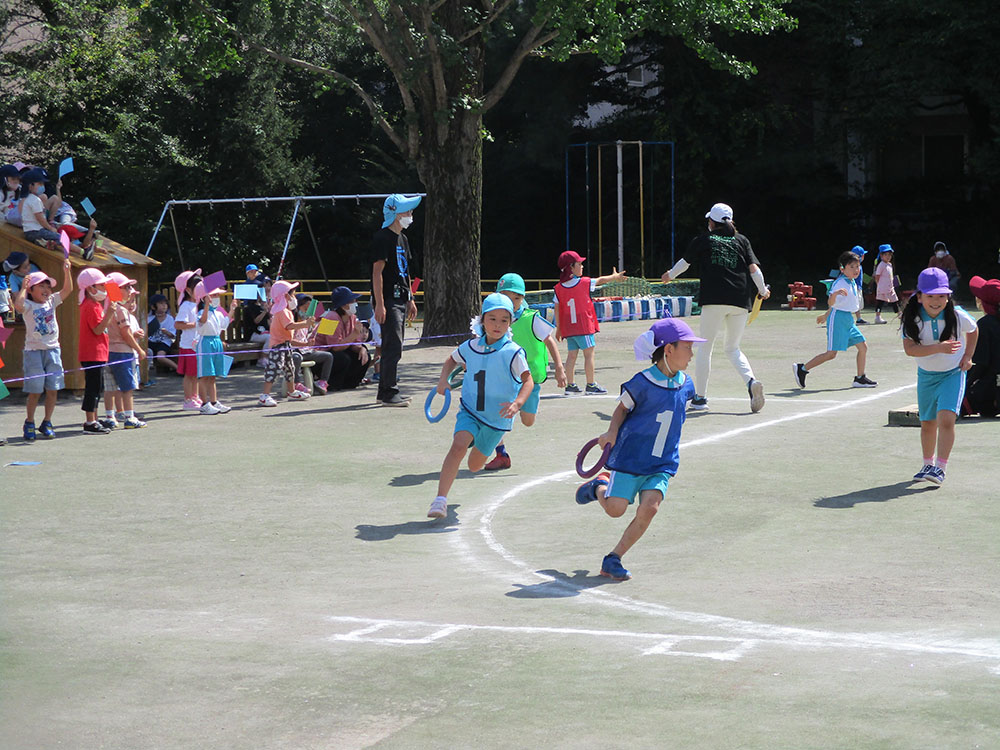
top-left (554, 277), bottom-right (599, 336)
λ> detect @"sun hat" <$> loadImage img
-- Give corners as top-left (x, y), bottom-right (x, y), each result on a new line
top-left (917, 267), bottom-right (952, 296)
top-left (3, 251), bottom-right (29, 273)
top-left (633, 317), bottom-right (707, 361)
top-left (106, 271), bottom-right (137, 288)
top-left (933, 241), bottom-right (948, 254)
top-left (0, 164), bottom-right (20, 179)
top-left (969, 275), bottom-right (1000, 316)
top-left (705, 203), bottom-right (734, 222)
top-left (329, 285), bottom-right (362, 310)
top-left (21, 168), bottom-right (47, 186)
top-left (381, 193), bottom-right (422, 229)
top-left (77, 267), bottom-right (110, 304)
top-left (269, 280), bottom-right (299, 313)
top-left (481, 292), bottom-right (514, 318)
top-left (194, 280), bottom-right (225, 302)
top-left (245, 263), bottom-right (259, 272)
top-left (24, 270), bottom-right (57, 289)
top-left (558, 250), bottom-right (585, 282)
top-left (878, 243), bottom-right (894, 254)
top-left (850, 245), bottom-right (867, 257)
top-left (294, 292), bottom-right (313, 308)
top-left (174, 268), bottom-right (202, 296)
top-left (497, 273), bottom-right (526, 296)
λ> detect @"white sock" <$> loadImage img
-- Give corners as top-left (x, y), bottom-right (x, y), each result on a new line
top-left (124, 410), bottom-right (133, 419)
top-left (105, 410), bottom-right (115, 419)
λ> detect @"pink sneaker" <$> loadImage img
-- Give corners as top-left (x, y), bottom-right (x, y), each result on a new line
top-left (182, 398), bottom-right (200, 410)
top-left (314, 379), bottom-right (328, 395)
top-left (194, 397), bottom-right (204, 407)
top-left (294, 382), bottom-right (309, 394)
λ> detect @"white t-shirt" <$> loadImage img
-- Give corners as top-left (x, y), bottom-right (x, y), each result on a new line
top-left (196, 307), bottom-right (230, 338)
top-left (22, 291), bottom-right (62, 350)
top-left (148, 313), bottom-right (176, 345)
top-left (830, 276), bottom-right (862, 313)
top-left (906, 305), bottom-right (978, 372)
top-left (20, 192), bottom-right (45, 233)
top-left (177, 300), bottom-right (199, 350)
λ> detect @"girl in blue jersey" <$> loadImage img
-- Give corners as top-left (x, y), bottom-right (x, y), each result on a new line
top-left (575, 318), bottom-right (704, 580)
top-left (427, 293), bottom-right (533, 519)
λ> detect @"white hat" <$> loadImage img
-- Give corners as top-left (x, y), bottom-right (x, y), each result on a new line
top-left (705, 203), bottom-right (734, 222)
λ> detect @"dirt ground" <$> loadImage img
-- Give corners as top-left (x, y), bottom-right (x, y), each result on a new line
top-left (2, 310), bottom-right (998, 749)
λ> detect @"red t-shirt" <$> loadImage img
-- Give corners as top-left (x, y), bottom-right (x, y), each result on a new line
top-left (78, 298), bottom-right (109, 362)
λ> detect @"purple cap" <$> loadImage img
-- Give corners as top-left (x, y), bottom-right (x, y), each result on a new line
top-left (651, 318), bottom-right (706, 345)
top-left (917, 267), bottom-right (952, 295)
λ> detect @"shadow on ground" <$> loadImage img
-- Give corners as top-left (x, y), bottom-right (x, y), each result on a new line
top-left (813, 481), bottom-right (938, 509)
top-left (355, 504), bottom-right (460, 540)
top-left (505, 568), bottom-right (616, 598)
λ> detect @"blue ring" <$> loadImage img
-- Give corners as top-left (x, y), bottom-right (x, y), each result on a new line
top-left (424, 388), bottom-right (451, 423)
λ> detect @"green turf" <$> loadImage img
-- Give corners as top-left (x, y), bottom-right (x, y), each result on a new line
top-left (2, 310), bottom-right (998, 749)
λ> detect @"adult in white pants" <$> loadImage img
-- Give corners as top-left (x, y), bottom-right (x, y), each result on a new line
top-left (661, 202), bottom-right (770, 413)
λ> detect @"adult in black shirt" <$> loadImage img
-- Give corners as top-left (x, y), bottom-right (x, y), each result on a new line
top-left (370, 193), bottom-right (421, 406)
top-left (661, 202), bottom-right (771, 413)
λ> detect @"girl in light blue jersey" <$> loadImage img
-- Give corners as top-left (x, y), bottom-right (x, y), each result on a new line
top-left (427, 293), bottom-right (533, 519)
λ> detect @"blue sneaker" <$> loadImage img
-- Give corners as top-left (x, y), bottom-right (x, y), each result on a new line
top-left (575, 472), bottom-right (609, 505)
top-left (600, 553), bottom-right (631, 581)
top-left (23, 421), bottom-right (36, 443)
top-left (585, 383), bottom-right (607, 395)
top-left (925, 466), bottom-right (945, 486)
top-left (913, 464), bottom-right (936, 482)
top-left (38, 420), bottom-right (56, 439)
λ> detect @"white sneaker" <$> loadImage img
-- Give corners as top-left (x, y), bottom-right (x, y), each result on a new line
top-left (258, 394), bottom-right (278, 407)
top-left (199, 402), bottom-right (221, 415)
top-left (287, 389), bottom-right (311, 400)
top-left (213, 402), bottom-right (232, 413)
top-left (427, 498), bottom-right (447, 519)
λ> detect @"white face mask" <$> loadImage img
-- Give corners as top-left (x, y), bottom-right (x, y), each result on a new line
top-left (209, 296), bottom-right (221, 307)
top-left (346, 302), bottom-right (358, 315)
top-left (399, 215), bottom-right (414, 229)
top-left (91, 288), bottom-right (107, 301)
top-left (935, 250), bottom-right (946, 258)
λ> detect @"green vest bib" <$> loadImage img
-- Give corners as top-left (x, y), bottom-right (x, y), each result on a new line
top-left (511, 308), bottom-right (548, 384)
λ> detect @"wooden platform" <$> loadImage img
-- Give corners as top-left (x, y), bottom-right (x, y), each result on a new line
top-left (888, 404), bottom-right (921, 427)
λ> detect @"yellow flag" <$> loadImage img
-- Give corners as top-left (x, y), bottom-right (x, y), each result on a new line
top-left (317, 317), bottom-right (340, 336)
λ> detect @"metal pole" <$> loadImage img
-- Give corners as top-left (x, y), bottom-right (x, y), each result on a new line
top-left (168, 206), bottom-right (185, 269)
top-left (301, 208), bottom-right (331, 292)
top-left (145, 201), bottom-right (171, 256)
top-left (616, 140), bottom-right (624, 271)
top-left (638, 141), bottom-right (645, 279)
top-left (275, 199), bottom-right (302, 280)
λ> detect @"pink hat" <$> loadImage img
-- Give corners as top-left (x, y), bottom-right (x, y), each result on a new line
top-left (174, 268), bottom-right (203, 296)
top-left (24, 270), bottom-right (57, 289)
top-left (77, 267), bottom-right (110, 304)
top-left (106, 271), bottom-right (138, 289)
top-left (193, 280), bottom-right (225, 302)
top-left (269, 280), bottom-right (299, 313)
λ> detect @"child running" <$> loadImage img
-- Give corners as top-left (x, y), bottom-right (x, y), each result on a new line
top-left (901, 268), bottom-right (978, 485)
top-left (13, 259), bottom-right (73, 441)
top-left (427, 293), bottom-right (533, 519)
top-left (873, 244), bottom-right (899, 324)
top-left (554, 250), bottom-right (626, 395)
top-left (483, 273), bottom-right (567, 470)
top-left (794, 251), bottom-right (877, 390)
top-left (575, 318), bottom-right (703, 581)
top-left (194, 280), bottom-right (238, 414)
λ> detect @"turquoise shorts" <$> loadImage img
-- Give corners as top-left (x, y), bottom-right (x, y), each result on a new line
top-left (455, 409), bottom-right (507, 457)
top-left (566, 334), bottom-right (595, 351)
top-left (826, 309), bottom-right (865, 352)
top-left (522, 383), bottom-right (541, 415)
top-left (917, 367), bottom-right (965, 422)
top-left (606, 470), bottom-right (671, 505)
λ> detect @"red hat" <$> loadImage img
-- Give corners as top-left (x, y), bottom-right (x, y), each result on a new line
top-left (558, 250), bottom-right (585, 282)
top-left (969, 275), bottom-right (1000, 316)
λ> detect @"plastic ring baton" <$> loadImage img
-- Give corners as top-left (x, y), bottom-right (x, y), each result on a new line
top-left (424, 388), bottom-right (451, 423)
top-left (576, 437), bottom-right (611, 479)
top-left (446, 366), bottom-right (464, 389)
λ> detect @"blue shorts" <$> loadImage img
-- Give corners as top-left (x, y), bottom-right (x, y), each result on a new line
top-left (107, 351), bottom-right (139, 391)
top-left (197, 335), bottom-right (225, 378)
top-left (917, 367), bottom-right (965, 422)
top-left (606, 470), bottom-right (671, 505)
top-left (455, 409), bottom-right (507, 457)
top-left (826, 309), bottom-right (865, 352)
top-left (522, 383), bottom-right (541, 415)
top-left (22, 348), bottom-right (64, 393)
top-left (566, 334), bottom-right (595, 351)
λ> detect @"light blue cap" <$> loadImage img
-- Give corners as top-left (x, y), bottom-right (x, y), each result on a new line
top-left (481, 292), bottom-right (514, 317)
top-left (382, 193), bottom-right (422, 229)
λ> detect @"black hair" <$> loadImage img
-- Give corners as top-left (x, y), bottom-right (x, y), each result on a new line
top-left (901, 292), bottom-right (957, 344)
top-left (651, 344), bottom-right (666, 363)
top-left (182, 274), bottom-right (202, 303)
top-left (709, 217), bottom-right (737, 237)
top-left (838, 251), bottom-right (860, 268)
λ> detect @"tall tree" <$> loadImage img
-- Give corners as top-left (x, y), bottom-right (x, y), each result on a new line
top-left (153, 0), bottom-right (793, 340)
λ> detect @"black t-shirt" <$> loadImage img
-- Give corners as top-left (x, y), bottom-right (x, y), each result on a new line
top-left (370, 227), bottom-right (412, 304)
top-left (242, 300), bottom-right (270, 342)
top-left (683, 230), bottom-right (760, 310)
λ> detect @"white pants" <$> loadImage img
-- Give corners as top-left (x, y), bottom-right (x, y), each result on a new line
top-left (694, 304), bottom-right (755, 398)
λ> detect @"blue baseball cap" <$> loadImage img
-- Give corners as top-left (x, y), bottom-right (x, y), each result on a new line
top-left (850, 245), bottom-right (867, 257)
top-left (878, 244), bottom-right (893, 254)
top-left (496, 273), bottom-right (526, 295)
top-left (245, 263), bottom-right (259, 272)
top-left (382, 194), bottom-right (422, 229)
top-left (481, 292), bottom-right (514, 317)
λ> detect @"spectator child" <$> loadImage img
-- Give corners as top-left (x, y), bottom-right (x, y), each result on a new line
top-left (873, 244), bottom-right (899, 324)
top-left (258, 280), bottom-right (313, 406)
top-left (13, 260), bottom-right (73, 441)
top-left (313, 286), bottom-right (372, 392)
top-left (77, 268), bottom-right (116, 434)
top-left (19, 170), bottom-right (61, 250)
top-left (194, 280), bottom-right (238, 415)
top-left (793, 251), bottom-right (878, 390)
top-left (553, 250), bottom-right (626, 395)
top-left (427, 293), bottom-right (533, 519)
top-left (4, 251), bottom-right (40, 297)
top-left (146, 293), bottom-right (178, 372)
top-left (574, 318), bottom-right (703, 581)
top-left (102, 272), bottom-right (147, 429)
top-left (52, 203), bottom-right (97, 261)
top-left (484, 273), bottom-right (567, 470)
top-left (964, 276), bottom-right (1000, 418)
top-left (291, 293), bottom-right (334, 395)
top-left (173, 268), bottom-right (203, 409)
top-left (242, 276), bottom-right (271, 366)
top-left (901, 268), bottom-right (978, 485)
top-left (245, 264), bottom-right (262, 284)
top-left (1, 164), bottom-right (20, 222)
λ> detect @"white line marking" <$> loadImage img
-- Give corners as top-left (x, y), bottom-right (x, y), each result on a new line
top-left (474, 382), bottom-right (1000, 668)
